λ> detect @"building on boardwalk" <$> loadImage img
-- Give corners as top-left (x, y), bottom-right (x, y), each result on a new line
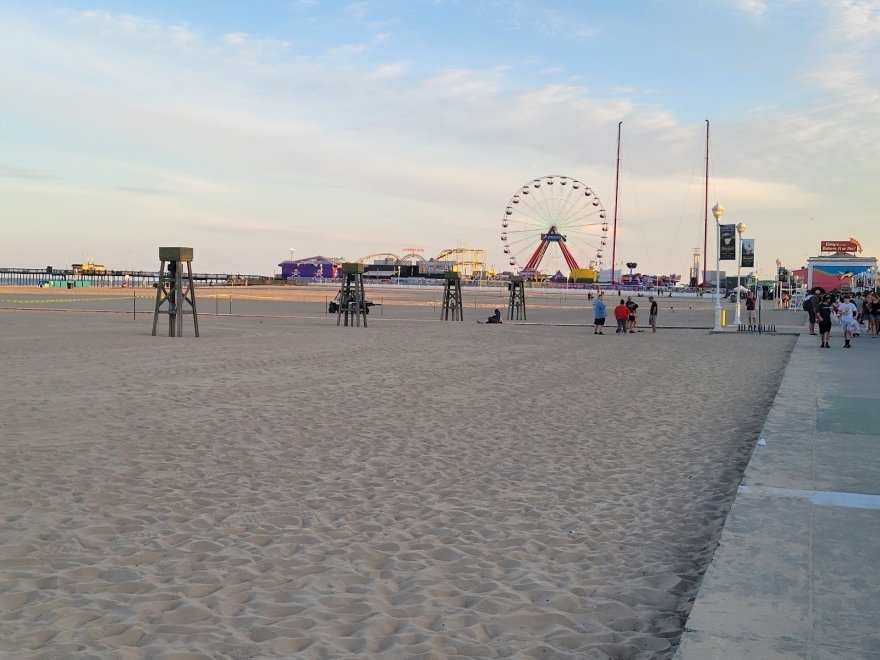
top-left (279, 256), bottom-right (342, 279)
top-left (792, 248), bottom-right (876, 293)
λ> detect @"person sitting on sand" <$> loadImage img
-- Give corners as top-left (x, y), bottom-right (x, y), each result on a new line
top-left (485, 308), bottom-right (503, 324)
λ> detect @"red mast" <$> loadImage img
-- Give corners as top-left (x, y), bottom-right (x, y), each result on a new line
top-left (610, 121), bottom-right (622, 285)
top-left (703, 119), bottom-right (709, 286)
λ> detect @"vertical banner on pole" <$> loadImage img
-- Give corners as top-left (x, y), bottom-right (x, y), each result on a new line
top-left (719, 224), bottom-right (736, 260)
top-left (741, 239), bottom-right (755, 268)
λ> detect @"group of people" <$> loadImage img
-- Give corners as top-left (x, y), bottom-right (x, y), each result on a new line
top-left (592, 293), bottom-right (658, 335)
top-left (806, 290), bottom-right (880, 349)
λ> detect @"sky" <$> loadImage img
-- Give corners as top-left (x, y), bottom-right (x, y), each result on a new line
top-left (1, 0), bottom-right (878, 279)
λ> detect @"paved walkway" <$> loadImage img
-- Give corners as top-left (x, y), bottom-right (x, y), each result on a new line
top-left (676, 326), bottom-right (880, 659)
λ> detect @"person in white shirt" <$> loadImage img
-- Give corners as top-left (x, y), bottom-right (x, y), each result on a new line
top-left (837, 295), bottom-right (859, 348)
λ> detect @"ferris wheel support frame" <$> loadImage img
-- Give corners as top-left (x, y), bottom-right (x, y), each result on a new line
top-left (523, 227), bottom-right (580, 272)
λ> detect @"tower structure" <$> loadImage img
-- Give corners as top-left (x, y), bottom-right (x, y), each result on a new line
top-left (690, 248), bottom-right (701, 287)
top-left (152, 247), bottom-right (199, 337)
top-left (336, 262), bottom-right (368, 327)
top-left (507, 276), bottom-right (526, 320)
top-left (441, 271), bottom-right (463, 321)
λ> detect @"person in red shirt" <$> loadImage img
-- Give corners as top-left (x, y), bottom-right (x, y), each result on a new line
top-left (614, 300), bottom-right (630, 334)
top-left (746, 292), bottom-right (756, 329)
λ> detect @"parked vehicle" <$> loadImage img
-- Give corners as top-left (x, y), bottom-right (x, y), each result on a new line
top-left (328, 291), bottom-right (375, 314)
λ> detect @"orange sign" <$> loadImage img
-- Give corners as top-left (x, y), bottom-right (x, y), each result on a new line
top-left (821, 238), bottom-right (862, 253)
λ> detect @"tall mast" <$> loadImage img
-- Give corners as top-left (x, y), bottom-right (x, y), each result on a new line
top-left (703, 119), bottom-right (709, 286)
top-left (610, 121), bottom-right (622, 285)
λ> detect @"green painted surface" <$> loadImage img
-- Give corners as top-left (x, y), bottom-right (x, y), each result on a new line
top-left (818, 396), bottom-right (880, 435)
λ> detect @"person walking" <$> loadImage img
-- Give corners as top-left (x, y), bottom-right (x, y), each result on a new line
top-left (870, 292), bottom-right (880, 338)
top-left (648, 295), bottom-right (658, 333)
top-left (592, 293), bottom-right (606, 334)
top-left (805, 290), bottom-right (819, 335)
top-left (861, 293), bottom-right (873, 336)
top-left (817, 295), bottom-right (834, 348)
top-left (614, 299), bottom-right (629, 334)
top-left (838, 294), bottom-right (859, 348)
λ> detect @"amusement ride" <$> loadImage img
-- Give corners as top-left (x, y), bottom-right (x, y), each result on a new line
top-left (500, 175), bottom-right (609, 280)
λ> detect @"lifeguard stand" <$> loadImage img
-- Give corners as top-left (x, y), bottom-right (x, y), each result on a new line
top-left (337, 262), bottom-right (368, 327)
top-left (441, 271), bottom-right (463, 321)
top-left (507, 276), bottom-right (526, 320)
top-left (152, 247), bottom-right (199, 337)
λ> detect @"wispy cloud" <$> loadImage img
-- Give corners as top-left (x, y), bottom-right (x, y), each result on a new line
top-left (826, 0), bottom-right (880, 41)
top-left (325, 31), bottom-right (391, 57)
top-left (74, 9), bottom-right (198, 46)
top-left (111, 185), bottom-right (176, 197)
top-left (731, 0), bottom-right (768, 17)
top-left (0, 165), bottom-right (54, 180)
top-left (489, 0), bottom-right (600, 40)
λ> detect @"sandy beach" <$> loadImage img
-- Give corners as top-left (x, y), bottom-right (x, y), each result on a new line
top-left (0, 286), bottom-right (797, 658)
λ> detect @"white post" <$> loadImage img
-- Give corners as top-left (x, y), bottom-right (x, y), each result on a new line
top-left (712, 202), bottom-right (725, 332)
top-left (734, 222), bottom-right (747, 325)
top-left (735, 239), bottom-right (741, 325)
top-left (775, 258), bottom-right (782, 309)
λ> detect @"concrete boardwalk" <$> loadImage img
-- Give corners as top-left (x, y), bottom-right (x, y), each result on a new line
top-left (677, 328), bottom-right (880, 659)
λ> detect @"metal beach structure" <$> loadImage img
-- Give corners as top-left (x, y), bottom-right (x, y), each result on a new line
top-left (441, 271), bottom-right (463, 321)
top-left (336, 262), bottom-right (368, 327)
top-left (152, 247), bottom-right (199, 337)
top-left (507, 276), bottom-right (526, 320)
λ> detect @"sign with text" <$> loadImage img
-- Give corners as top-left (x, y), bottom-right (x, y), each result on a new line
top-left (821, 239), bottom-right (862, 253)
top-left (719, 224), bottom-right (736, 261)
top-left (741, 239), bottom-right (755, 267)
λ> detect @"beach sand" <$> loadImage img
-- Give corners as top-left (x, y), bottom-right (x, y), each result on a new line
top-left (0, 288), bottom-right (797, 658)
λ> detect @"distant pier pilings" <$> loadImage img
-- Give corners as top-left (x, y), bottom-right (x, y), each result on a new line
top-left (0, 267), bottom-right (273, 288)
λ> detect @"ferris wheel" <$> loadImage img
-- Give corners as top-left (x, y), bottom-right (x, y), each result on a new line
top-left (501, 175), bottom-right (609, 277)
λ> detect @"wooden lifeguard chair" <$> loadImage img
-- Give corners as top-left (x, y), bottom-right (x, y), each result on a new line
top-left (337, 262), bottom-right (368, 327)
top-left (152, 247), bottom-right (199, 337)
top-left (507, 276), bottom-right (526, 320)
top-left (441, 271), bottom-right (463, 321)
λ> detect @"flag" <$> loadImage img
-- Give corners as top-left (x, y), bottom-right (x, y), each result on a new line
top-left (719, 224), bottom-right (736, 260)
top-left (741, 239), bottom-right (755, 267)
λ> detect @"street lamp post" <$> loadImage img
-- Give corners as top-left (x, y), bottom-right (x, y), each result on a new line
top-left (712, 202), bottom-right (725, 332)
top-left (775, 258), bottom-right (782, 308)
top-left (734, 222), bottom-right (747, 325)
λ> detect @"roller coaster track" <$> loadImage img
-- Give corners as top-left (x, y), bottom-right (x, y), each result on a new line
top-left (357, 253), bottom-right (402, 264)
